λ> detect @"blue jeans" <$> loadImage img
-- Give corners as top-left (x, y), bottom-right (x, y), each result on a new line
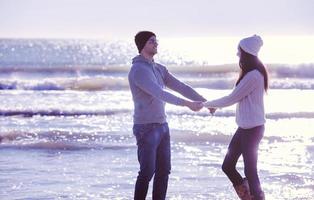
top-left (222, 125), bottom-right (264, 198)
top-left (133, 123), bottom-right (171, 200)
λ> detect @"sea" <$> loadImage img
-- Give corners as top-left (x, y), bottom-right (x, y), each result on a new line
top-left (0, 38), bottom-right (313, 200)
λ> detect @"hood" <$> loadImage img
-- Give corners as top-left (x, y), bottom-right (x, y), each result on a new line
top-left (132, 55), bottom-right (154, 65)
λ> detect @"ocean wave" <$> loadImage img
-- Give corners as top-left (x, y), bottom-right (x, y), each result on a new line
top-left (167, 110), bottom-right (314, 119)
top-left (0, 108), bottom-right (313, 120)
top-left (171, 131), bottom-right (231, 144)
top-left (273, 64), bottom-right (314, 78)
top-left (271, 79), bottom-right (314, 90)
top-left (2, 63), bottom-right (314, 78)
top-left (267, 174), bottom-right (314, 185)
top-left (0, 131), bottom-right (135, 150)
top-left (266, 112), bottom-right (314, 119)
top-left (0, 130), bottom-right (235, 150)
top-left (0, 76), bottom-right (129, 91)
top-left (1, 75), bottom-right (314, 91)
top-left (0, 142), bottom-right (135, 151)
top-left (0, 130), bottom-right (303, 151)
top-left (0, 109), bottom-right (129, 117)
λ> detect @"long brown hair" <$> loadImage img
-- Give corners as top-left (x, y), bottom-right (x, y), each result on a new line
top-left (236, 47), bottom-right (269, 92)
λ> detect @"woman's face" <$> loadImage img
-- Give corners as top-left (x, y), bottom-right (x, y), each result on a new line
top-left (237, 48), bottom-right (244, 70)
top-left (237, 46), bottom-right (241, 58)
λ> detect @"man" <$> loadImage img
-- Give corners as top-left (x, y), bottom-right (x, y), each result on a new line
top-left (128, 31), bottom-right (206, 200)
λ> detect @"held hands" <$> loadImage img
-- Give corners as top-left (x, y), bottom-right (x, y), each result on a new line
top-left (183, 100), bottom-right (217, 115)
top-left (184, 100), bottom-right (203, 112)
top-left (208, 107), bottom-right (216, 115)
top-left (203, 103), bottom-right (216, 115)
top-left (202, 101), bottom-right (217, 115)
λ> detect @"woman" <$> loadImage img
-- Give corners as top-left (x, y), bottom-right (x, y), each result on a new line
top-left (204, 35), bottom-right (268, 200)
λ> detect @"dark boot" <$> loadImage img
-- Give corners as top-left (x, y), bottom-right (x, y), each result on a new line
top-left (233, 178), bottom-right (251, 200)
top-left (251, 191), bottom-right (265, 200)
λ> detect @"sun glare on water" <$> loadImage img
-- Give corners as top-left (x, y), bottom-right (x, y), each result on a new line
top-left (159, 36), bottom-right (314, 65)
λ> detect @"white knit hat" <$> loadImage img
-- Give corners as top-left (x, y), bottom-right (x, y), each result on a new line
top-left (238, 35), bottom-right (263, 56)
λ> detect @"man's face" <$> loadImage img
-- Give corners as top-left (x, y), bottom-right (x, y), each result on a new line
top-left (142, 36), bottom-right (158, 55)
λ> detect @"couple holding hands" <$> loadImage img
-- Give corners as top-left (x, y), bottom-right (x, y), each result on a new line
top-left (128, 31), bottom-right (268, 200)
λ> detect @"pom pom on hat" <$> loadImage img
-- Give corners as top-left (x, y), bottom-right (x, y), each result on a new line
top-left (135, 31), bottom-right (156, 53)
top-left (239, 35), bottom-right (263, 56)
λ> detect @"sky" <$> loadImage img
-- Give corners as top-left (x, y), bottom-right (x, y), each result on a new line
top-left (0, 0), bottom-right (314, 39)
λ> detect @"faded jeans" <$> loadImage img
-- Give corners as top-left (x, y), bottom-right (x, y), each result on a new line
top-left (222, 125), bottom-right (264, 198)
top-left (133, 123), bottom-right (171, 200)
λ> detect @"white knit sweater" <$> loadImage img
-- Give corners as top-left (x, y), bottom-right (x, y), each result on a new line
top-left (204, 70), bottom-right (266, 129)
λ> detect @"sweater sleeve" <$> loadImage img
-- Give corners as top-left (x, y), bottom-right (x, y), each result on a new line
top-left (203, 71), bottom-right (259, 108)
top-left (133, 67), bottom-right (186, 106)
top-left (163, 68), bottom-right (206, 102)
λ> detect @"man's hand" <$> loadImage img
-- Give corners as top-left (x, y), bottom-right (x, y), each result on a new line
top-left (184, 100), bottom-right (204, 112)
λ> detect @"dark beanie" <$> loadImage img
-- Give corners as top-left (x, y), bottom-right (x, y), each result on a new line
top-left (135, 31), bottom-right (156, 53)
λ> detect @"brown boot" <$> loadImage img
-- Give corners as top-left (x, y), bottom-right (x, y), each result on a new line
top-left (251, 191), bottom-right (265, 200)
top-left (233, 178), bottom-right (251, 200)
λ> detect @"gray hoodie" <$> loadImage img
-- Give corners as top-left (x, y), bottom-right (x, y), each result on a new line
top-left (128, 55), bottom-right (205, 124)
